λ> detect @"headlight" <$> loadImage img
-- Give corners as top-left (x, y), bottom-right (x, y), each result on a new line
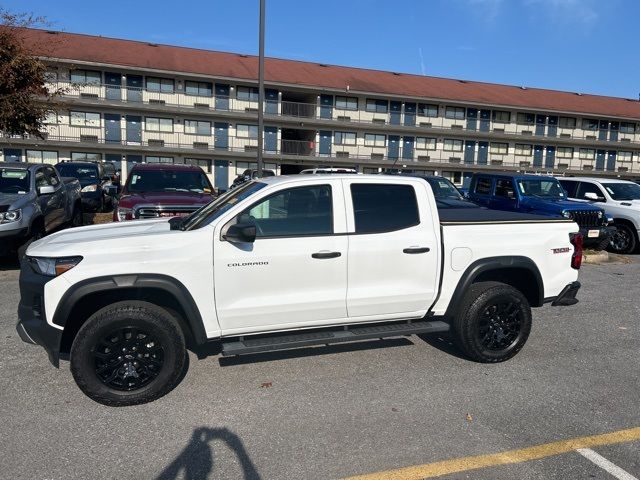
top-left (81, 184), bottom-right (98, 193)
top-left (0, 209), bottom-right (21, 223)
top-left (28, 256), bottom-right (83, 277)
top-left (561, 210), bottom-right (572, 218)
top-left (116, 207), bottom-right (133, 221)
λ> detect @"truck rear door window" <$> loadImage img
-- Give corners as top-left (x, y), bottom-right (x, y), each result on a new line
top-left (239, 185), bottom-right (333, 237)
top-left (351, 184), bottom-right (419, 234)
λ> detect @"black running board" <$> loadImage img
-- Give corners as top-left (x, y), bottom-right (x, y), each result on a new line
top-left (221, 320), bottom-right (449, 356)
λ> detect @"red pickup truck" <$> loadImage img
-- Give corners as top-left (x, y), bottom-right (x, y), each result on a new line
top-left (114, 163), bottom-right (215, 221)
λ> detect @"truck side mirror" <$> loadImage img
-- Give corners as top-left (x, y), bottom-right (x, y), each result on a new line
top-left (37, 185), bottom-right (55, 195)
top-left (584, 192), bottom-right (604, 202)
top-left (224, 223), bottom-right (256, 243)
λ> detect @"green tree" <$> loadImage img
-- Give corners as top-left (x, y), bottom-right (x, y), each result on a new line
top-left (0, 10), bottom-right (61, 138)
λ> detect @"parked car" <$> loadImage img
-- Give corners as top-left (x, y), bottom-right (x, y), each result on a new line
top-left (18, 174), bottom-right (582, 406)
top-left (558, 177), bottom-right (640, 254)
top-left (408, 175), bottom-right (480, 210)
top-left (0, 162), bottom-right (82, 256)
top-left (230, 168), bottom-right (276, 189)
top-left (300, 167), bottom-right (358, 174)
top-left (114, 163), bottom-right (215, 221)
top-left (55, 161), bottom-right (113, 212)
top-left (468, 172), bottom-right (614, 250)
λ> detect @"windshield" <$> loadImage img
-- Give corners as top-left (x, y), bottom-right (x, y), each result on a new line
top-left (0, 168), bottom-right (30, 194)
top-left (182, 181), bottom-right (267, 230)
top-left (602, 183), bottom-right (640, 201)
top-left (56, 164), bottom-right (99, 182)
top-left (126, 170), bottom-right (212, 194)
top-left (424, 177), bottom-right (463, 199)
top-left (517, 179), bottom-right (565, 198)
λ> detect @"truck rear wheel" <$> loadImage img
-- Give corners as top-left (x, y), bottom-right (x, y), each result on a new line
top-left (70, 301), bottom-right (187, 406)
top-left (452, 281), bottom-right (532, 363)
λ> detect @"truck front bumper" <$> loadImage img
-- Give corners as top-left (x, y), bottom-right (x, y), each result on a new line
top-left (16, 257), bottom-right (62, 367)
top-left (550, 281), bottom-right (581, 306)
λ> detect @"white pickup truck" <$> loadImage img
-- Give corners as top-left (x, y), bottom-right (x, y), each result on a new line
top-left (17, 174), bottom-right (582, 406)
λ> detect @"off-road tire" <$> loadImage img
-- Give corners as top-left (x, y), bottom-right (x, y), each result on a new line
top-left (70, 301), bottom-right (187, 407)
top-left (607, 223), bottom-right (637, 255)
top-left (451, 281), bottom-right (532, 363)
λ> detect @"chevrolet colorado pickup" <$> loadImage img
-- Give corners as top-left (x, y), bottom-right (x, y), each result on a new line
top-left (0, 163), bottom-right (82, 257)
top-left (17, 174), bottom-right (582, 406)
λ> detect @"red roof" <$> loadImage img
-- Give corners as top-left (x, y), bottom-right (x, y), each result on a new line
top-left (17, 28), bottom-right (640, 121)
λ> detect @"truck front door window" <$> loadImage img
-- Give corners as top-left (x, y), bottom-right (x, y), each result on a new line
top-left (239, 185), bottom-right (333, 237)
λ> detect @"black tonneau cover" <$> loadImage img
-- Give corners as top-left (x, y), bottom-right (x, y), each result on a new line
top-left (438, 207), bottom-right (573, 225)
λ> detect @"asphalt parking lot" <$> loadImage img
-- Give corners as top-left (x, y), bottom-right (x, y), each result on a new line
top-left (0, 257), bottom-right (638, 480)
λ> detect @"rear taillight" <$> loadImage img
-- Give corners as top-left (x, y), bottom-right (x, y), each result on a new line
top-left (570, 233), bottom-right (583, 270)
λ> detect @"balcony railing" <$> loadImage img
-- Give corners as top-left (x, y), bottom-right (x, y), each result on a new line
top-left (3, 127), bottom-right (638, 174)
top-left (46, 81), bottom-right (640, 146)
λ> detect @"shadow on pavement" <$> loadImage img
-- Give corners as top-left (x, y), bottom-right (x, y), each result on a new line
top-left (156, 427), bottom-right (260, 480)
top-left (416, 332), bottom-right (468, 360)
top-left (0, 255), bottom-right (19, 272)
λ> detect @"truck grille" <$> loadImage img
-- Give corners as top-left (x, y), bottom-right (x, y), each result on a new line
top-left (134, 205), bottom-right (201, 219)
top-left (566, 210), bottom-right (602, 227)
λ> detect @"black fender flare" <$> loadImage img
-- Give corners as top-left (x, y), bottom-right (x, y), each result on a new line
top-left (444, 256), bottom-right (544, 319)
top-left (52, 274), bottom-right (208, 345)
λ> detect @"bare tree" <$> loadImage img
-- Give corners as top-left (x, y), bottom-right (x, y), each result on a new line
top-left (0, 10), bottom-right (63, 139)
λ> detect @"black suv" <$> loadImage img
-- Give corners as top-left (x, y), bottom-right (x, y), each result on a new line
top-left (55, 162), bottom-right (113, 212)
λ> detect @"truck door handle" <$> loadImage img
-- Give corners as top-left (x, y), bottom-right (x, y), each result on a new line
top-left (403, 247), bottom-right (430, 254)
top-left (311, 251), bottom-right (342, 259)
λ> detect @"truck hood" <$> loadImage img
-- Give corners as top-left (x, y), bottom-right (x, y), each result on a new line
top-left (118, 191), bottom-right (213, 208)
top-left (522, 197), bottom-right (603, 213)
top-left (0, 192), bottom-right (35, 211)
top-left (26, 218), bottom-right (173, 257)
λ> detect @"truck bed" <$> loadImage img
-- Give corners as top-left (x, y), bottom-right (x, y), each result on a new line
top-left (438, 207), bottom-right (574, 225)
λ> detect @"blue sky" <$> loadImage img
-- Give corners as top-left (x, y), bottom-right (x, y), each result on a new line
top-left (7, 0), bottom-right (639, 99)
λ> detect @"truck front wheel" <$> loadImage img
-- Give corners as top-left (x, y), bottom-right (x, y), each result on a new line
top-left (70, 301), bottom-right (187, 406)
top-left (452, 281), bottom-right (532, 363)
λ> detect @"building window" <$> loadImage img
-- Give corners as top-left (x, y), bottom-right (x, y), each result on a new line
top-left (185, 120), bottom-right (211, 135)
top-left (489, 142), bottom-right (508, 154)
top-left (579, 148), bottom-right (596, 160)
top-left (443, 139), bottom-right (463, 152)
top-left (364, 133), bottom-right (385, 147)
top-left (334, 131), bottom-right (357, 145)
top-left (582, 119), bottom-right (598, 131)
top-left (146, 156), bottom-right (174, 163)
top-left (365, 99), bottom-right (388, 113)
top-left (43, 112), bottom-right (58, 125)
top-left (71, 152), bottom-right (102, 161)
top-left (416, 137), bottom-right (437, 150)
top-left (557, 147), bottom-right (574, 158)
top-left (516, 112), bottom-right (535, 125)
top-left (559, 116), bottom-right (577, 128)
top-left (146, 77), bottom-right (174, 93)
top-left (145, 117), bottom-right (173, 132)
top-left (418, 103), bottom-right (438, 117)
top-left (26, 150), bottom-right (58, 164)
top-left (70, 69), bottom-right (101, 85)
top-left (618, 151), bottom-right (633, 162)
top-left (70, 111), bottom-right (100, 127)
top-left (237, 86), bottom-right (259, 101)
top-left (492, 111), bottom-right (511, 123)
top-left (186, 158), bottom-right (212, 173)
top-left (185, 81), bottom-right (213, 97)
top-left (237, 124), bottom-right (259, 138)
top-left (515, 144), bottom-right (532, 156)
top-left (444, 106), bottom-right (465, 120)
top-left (335, 96), bottom-right (358, 110)
top-left (620, 122), bottom-right (637, 134)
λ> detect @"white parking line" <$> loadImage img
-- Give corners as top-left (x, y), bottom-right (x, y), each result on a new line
top-left (577, 448), bottom-right (639, 480)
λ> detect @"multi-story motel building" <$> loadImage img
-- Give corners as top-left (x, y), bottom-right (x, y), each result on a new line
top-left (4, 28), bottom-right (640, 190)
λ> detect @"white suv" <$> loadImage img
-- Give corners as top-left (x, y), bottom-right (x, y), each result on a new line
top-left (558, 177), bottom-right (640, 254)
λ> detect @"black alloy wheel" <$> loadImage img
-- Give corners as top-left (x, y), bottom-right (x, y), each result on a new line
top-left (477, 301), bottom-right (524, 352)
top-left (608, 223), bottom-right (636, 254)
top-left (93, 326), bottom-right (165, 391)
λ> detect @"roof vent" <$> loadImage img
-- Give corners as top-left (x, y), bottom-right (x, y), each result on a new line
top-left (576, 92), bottom-right (583, 96)
top-left (458, 80), bottom-right (468, 84)
top-left (318, 63), bottom-right (329, 67)
top-left (392, 72), bottom-right (401, 76)
top-left (520, 86), bottom-right (527, 90)
top-left (147, 42), bottom-right (158, 47)
top-left (46, 30), bottom-right (59, 35)
top-left (237, 54), bottom-right (249, 58)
